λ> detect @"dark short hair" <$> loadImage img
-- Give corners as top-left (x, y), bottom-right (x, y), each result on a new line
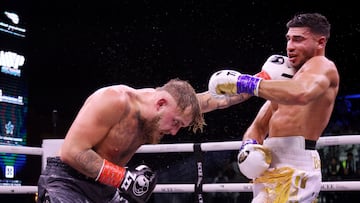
top-left (286, 13), bottom-right (331, 40)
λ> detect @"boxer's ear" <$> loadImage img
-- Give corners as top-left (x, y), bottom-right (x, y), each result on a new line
top-left (317, 36), bottom-right (326, 49)
top-left (156, 98), bottom-right (167, 110)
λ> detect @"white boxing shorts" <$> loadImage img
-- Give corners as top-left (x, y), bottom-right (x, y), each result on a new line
top-left (251, 136), bottom-right (321, 203)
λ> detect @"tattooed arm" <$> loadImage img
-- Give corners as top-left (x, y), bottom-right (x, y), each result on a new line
top-left (197, 91), bottom-right (252, 113)
top-left (59, 86), bottom-right (131, 178)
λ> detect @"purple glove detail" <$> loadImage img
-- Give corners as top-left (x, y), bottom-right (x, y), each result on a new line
top-left (240, 139), bottom-right (258, 151)
top-left (236, 74), bottom-right (262, 95)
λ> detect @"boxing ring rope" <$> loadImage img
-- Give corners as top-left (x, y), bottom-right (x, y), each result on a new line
top-left (0, 145), bottom-right (43, 155)
top-left (2, 181), bottom-right (360, 194)
top-left (1, 135), bottom-right (360, 194)
top-left (137, 134), bottom-right (360, 152)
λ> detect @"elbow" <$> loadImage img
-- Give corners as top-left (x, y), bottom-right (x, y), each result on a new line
top-left (59, 148), bottom-right (71, 164)
top-left (59, 144), bottom-right (77, 165)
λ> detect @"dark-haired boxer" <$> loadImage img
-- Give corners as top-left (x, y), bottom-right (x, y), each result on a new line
top-left (209, 13), bottom-right (339, 202)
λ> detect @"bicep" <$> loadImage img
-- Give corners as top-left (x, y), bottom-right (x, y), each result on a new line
top-left (61, 90), bottom-right (125, 163)
top-left (64, 108), bottom-right (109, 153)
top-left (295, 60), bottom-right (333, 100)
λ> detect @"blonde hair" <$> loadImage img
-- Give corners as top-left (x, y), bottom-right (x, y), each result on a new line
top-left (157, 78), bottom-right (205, 133)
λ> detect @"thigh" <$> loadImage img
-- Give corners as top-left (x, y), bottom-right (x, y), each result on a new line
top-left (38, 176), bottom-right (92, 203)
top-left (288, 169), bottom-right (321, 202)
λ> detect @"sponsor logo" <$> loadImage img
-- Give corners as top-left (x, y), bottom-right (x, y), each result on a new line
top-left (0, 50), bottom-right (25, 77)
top-left (0, 11), bottom-right (26, 37)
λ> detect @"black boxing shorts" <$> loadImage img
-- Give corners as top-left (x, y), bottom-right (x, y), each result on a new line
top-left (37, 157), bottom-right (128, 203)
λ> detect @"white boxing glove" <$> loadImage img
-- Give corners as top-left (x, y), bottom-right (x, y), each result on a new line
top-left (208, 69), bottom-right (241, 97)
top-left (208, 69), bottom-right (263, 97)
top-left (256, 55), bottom-right (296, 80)
top-left (237, 139), bottom-right (272, 179)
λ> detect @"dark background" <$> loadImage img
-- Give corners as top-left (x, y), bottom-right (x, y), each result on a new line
top-left (1, 0), bottom-right (360, 202)
top-left (25, 1), bottom-right (360, 144)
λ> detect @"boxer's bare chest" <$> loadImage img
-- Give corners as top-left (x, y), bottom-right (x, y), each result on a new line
top-left (97, 111), bottom-right (146, 165)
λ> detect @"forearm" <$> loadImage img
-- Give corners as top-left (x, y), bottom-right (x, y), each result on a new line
top-left (258, 80), bottom-right (311, 105)
top-left (68, 149), bottom-right (126, 187)
top-left (242, 125), bottom-right (268, 144)
top-left (242, 100), bottom-right (272, 144)
top-left (197, 91), bottom-right (251, 113)
top-left (238, 101), bottom-right (272, 179)
top-left (62, 148), bottom-right (104, 179)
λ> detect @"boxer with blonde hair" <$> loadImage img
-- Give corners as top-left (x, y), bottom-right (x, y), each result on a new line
top-left (38, 78), bottom-right (205, 203)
